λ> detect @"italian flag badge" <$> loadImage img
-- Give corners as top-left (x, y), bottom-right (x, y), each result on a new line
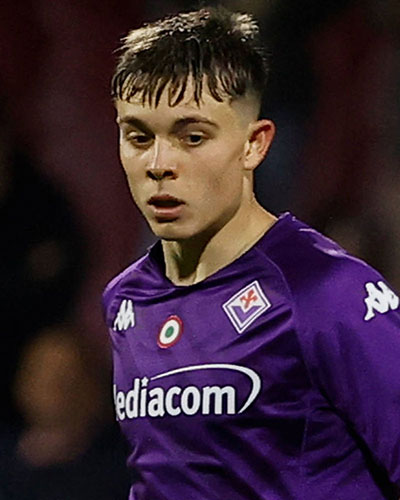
top-left (157, 315), bottom-right (183, 348)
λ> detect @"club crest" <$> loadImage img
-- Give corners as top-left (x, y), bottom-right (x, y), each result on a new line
top-left (222, 281), bottom-right (271, 334)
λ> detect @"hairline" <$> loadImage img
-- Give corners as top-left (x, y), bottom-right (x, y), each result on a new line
top-left (113, 79), bottom-right (262, 123)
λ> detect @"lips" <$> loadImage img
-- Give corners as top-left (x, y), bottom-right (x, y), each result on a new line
top-left (148, 195), bottom-right (184, 220)
top-left (148, 194), bottom-right (184, 207)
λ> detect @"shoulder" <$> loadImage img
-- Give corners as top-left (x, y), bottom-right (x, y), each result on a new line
top-left (102, 250), bottom-right (154, 330)
top-left (103, 254), bottom-right (148, 302)
top-left (260, 213), bottom-right (391, 324)
top-left (261, 214), bottom-right (400, 390)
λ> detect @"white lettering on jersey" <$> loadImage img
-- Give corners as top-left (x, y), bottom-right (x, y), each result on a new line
top-left (113, 299), bottom-right (135, 331)
top-left (113, 363), bottom-right (261, 420)
top-left (364, 281), bottom-right (399, 321)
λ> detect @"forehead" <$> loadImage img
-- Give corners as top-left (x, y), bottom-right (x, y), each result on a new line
top-left (115, 82), bottom-right (247, 130)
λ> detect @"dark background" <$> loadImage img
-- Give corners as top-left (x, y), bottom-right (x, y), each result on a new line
top-left (0, 0), bottom-right (399, 497)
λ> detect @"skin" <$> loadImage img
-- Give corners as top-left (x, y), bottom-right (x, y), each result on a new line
top-left (116, 81), bottom-right (276, 285)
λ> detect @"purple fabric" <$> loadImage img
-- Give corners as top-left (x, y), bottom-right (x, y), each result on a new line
top-left (103, 213), bottom-right (400, 499)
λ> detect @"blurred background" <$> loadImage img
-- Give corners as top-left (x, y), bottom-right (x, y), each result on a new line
top-left (0, 0), bottom-right (399, 497)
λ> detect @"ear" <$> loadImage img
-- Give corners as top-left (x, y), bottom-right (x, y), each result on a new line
top-left (244, 119), bottom-right (275, 171)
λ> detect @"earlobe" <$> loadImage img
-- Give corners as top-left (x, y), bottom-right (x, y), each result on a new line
top-left (244, 119), bottom-right (275, 171)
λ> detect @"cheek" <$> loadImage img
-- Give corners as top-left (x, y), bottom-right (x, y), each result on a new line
top-left (119, 165), bottom-right (144, 211)
top-left (119, 139), bottom-right (144, 170)
top-left (119, 145), bottom-right (135, 172)
top-left (125, 174), bottom-right (143, 207)
top-left (196, 167), bottom-right (242, 213)
top-left (202, 148), bottom-right (244, 194)
top-left (120, 152), bottom-right (142, 189)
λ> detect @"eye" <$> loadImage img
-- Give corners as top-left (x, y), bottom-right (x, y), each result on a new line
top-left (183, 133), bottom-right (206, 146)
top-left (125, 133), bottom-right (152, 148)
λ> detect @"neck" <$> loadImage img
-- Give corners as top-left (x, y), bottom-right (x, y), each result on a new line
top-left (162, 199), bottom-right (276, 286)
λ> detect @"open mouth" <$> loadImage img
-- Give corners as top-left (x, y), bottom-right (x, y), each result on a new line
top-left (148, 195), bottom-right (184, 220)
top-left (148, 195), bottom-right (184, 208)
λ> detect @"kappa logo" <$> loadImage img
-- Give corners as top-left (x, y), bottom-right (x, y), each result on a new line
top-left (113, 299), bottom-right (135, 332)
top-left (222, 280), bottom-right (271, 334)
top-left (113, 363), bottom-right (261, 421)
top-left (364, 280), bottom-right (399, 321)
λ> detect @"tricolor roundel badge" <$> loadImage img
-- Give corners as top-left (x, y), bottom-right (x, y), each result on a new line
top-left (157, 315), bottom-right (183, 348)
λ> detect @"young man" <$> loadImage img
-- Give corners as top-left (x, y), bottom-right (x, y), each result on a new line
top-left (103, 7), bottom-right (400, 499)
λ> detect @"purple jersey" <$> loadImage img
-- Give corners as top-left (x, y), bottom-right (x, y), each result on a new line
top-left (103, 213), bottom-right (400, 499)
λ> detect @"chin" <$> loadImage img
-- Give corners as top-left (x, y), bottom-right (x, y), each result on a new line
top-left (150, 222), bottom-right (189, 241)
top-left (149, 220), bottom-right (203, 242)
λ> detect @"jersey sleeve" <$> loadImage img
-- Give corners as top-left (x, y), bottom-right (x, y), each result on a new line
top-left (102, 271), bottom-right (125, 332)
top-left (298, 258), bottom-right (400, 488)
top-left (102, 279), bottom-right (116, 330)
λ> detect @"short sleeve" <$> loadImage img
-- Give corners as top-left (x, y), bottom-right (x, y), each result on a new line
top-left (299, 259), bottom-right (400, 488)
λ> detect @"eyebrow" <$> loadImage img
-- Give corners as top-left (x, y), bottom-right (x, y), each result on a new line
top-left (117, 115), bottom-right (219, 133)
top-left (117, 116), bottom-right (153, 135)
top-left (172, 117), bottom-right (219, 131)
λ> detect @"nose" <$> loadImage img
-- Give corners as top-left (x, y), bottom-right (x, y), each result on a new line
top-left (147, 139), bottom-right (177, 181)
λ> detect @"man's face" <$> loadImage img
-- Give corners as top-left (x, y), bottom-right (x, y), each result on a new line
top-left (116, 85), bottom-right (256, 242)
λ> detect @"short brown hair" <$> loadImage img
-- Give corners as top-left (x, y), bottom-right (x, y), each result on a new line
top-left (111, 7), bottom-right (269, 108)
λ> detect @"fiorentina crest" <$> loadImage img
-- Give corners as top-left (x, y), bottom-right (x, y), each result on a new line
top-left (222, 280), bottom-right (271, 334)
